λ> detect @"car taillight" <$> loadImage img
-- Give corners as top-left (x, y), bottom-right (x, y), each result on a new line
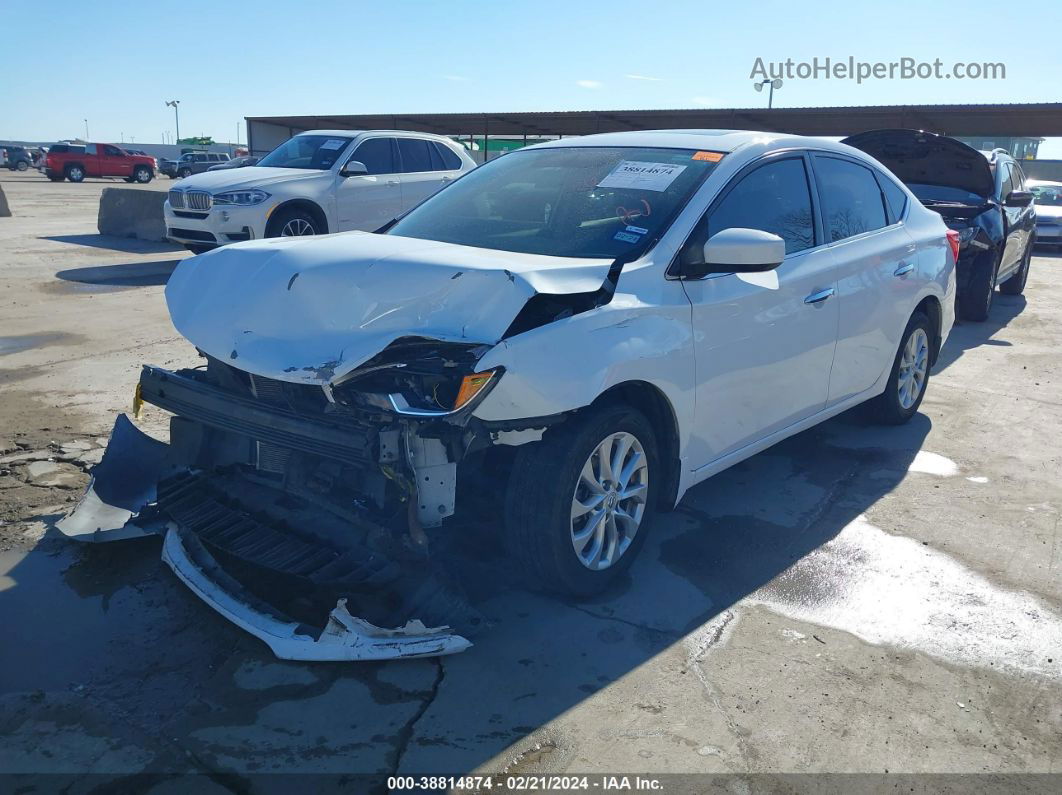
top-left (946, 229), bottom-right (960, 263)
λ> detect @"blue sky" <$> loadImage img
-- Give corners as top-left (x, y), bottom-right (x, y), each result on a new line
top-left (2, 0), bottom-right (1060, 153)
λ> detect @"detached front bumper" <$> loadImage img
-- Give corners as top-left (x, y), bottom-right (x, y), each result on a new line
top-left (163, 526), bottom-right (470, 661)
top-left (57, 367), bottom-right (475, 661)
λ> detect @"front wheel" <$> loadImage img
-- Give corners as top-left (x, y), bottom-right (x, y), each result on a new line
top-left (267, 207), bottom-right (320, 238)
top-left (505, 405), bottom-right (657, 596)
top-left (178, 168), bottom-right (192, 179)
top-left (867, 312), bottom-right (932, 425)
top-left (959, 250), bottom-right (998, 322)
top-left (16, 161), bottom-right (28, 172)
top-left (133, 166), bottom-right (152, 183)
top-left (999, 240), bottom-right (1032, 296)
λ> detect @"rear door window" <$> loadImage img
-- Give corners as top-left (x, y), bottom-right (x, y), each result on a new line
top-left (876, 173), bottom-right (908, 223)
top-left (813, 156), bottom-right (889, 242)
top-left (350, 137), bottom-right (396, 175)
top-left (432, 141), bottom-right (463, 170)
top-left (397, 138), bottom-right (433, 173)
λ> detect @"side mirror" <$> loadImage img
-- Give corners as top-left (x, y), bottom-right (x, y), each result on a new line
top-left (341, 160), bottom-right (368, 177)
top-left (1004, 190), bottom-right (1033, 208)
top-left (685, 228), bottom-right (786, 277)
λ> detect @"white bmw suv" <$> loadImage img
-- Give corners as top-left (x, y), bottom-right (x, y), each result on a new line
top-left (164, 130), bottom-right (476, 253)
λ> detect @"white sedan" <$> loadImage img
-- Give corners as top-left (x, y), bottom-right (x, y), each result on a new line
top-left (66, 129), bottom-right (955, 659)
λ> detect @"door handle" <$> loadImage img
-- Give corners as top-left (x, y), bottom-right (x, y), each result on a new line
top-left (803, 287), bottom-right (835, 305)
top-left (441, 175), bottom-right (453, 182)
top-left (386, 180), bottom-right (399, 187)
top-left (894, 262), bottom-right (915, 277)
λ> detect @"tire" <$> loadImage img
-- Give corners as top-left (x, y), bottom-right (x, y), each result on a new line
top-left (999, 239), bottom-right (1032, 296)
top-left (505, 405), bottom-right (658, 597)
top-left (16, 161), bottom-right (28, 171)
top-left (65, 164), bottom-right (85, 183)
top-left (267, 207), bottom-right (320, 238)
top-left (867, 311), bottom-right (933, 425)
top-left (133, 166), bottom-right (152, 184)
top-left (178, 168), bottom-right (192, 179)
top-left (958, 249), bottom-right (998, 322)
top-left (184, 244), bottom-right (213, 255)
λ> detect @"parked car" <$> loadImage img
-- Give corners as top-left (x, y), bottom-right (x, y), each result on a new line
top-left (44, 142), bottom-right (156, 183)
top-left (171, 151), bottom-right (230, 179)
top-left (2, 145), bottom-right (33, 171)
top-left (207, 155), bottom-right (259, 171)
top-left (844, 130), bottom-right (1035, 321)
top-left (63, 130), bottom-right (955, 660)
top-left (1028, 179), bottom-right (1062, 248)
top-left (163, 129), bottom-right (476, 253)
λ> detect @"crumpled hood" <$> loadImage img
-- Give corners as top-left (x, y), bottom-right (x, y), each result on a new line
top-left (165, 232), bottom-right (612, 384)
top-left (171, 166), bottom-right (323, 192)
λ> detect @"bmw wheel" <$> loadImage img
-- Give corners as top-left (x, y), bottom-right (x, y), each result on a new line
top-left (268, 207), bottom-right (320, 239)
top-left (505, 405), bottom-right (657, 596)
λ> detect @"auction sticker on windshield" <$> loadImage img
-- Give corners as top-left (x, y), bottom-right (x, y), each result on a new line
top-left (597, 161), bottom-right (687, 191)
top-left (320, 139), bottom-right (347, 150)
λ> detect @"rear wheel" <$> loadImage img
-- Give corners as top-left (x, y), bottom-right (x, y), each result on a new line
top-left (178, 167), bottom-right (192, 179)
top-left (65, 164), bottom-right (85, 183)
top-left (505, 405), bottom-right (657, 597)
top-left (133, 166), bottom-right (152, 184)
top-left (16, 161), bottom-right (28, 171)
top-left (959, 250), bottom-right (998, 321)
top-left (267, 207), bottom-right (320, 238)
top-left (999, 240), bottom-right (1032, 296)
top-left (867, 312), bottom-right (932, 425)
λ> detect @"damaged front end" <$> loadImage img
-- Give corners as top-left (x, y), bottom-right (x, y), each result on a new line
top-left (58, 340), bottom-right (525, 661)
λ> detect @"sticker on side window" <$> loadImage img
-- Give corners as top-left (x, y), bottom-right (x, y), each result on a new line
top-left (597, 161), bottom-right (686, 192)
top-left (320, 139), bottom-right (346, 150)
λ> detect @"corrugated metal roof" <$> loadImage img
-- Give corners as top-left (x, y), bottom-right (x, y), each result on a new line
top-left (247, 103), bottom-right (1062, 139)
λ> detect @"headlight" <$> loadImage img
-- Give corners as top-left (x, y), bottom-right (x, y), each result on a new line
top-left (212, 189), bottom-right (270, 206)
top-left (330, 341), bottom-right (500, 416)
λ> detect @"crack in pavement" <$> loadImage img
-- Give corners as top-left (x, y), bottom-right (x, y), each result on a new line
top-left (567, 603), bottom-right (683, 640)
top-left (390, 657), bottom-right (446, 776)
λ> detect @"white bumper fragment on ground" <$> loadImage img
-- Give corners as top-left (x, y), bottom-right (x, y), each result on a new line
top-left (161, 526), bottom-right (472, 661)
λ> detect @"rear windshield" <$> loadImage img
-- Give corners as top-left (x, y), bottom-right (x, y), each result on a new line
top-left (257, 135), bottom-right (353, 170)
top-left (388, 146), bottom-right (722, 259)
top-left (1030, 185), bottom-right (1062, 207)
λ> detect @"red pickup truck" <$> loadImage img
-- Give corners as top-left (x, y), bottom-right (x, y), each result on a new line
top-left (45, 142), bottom-right (156, 183)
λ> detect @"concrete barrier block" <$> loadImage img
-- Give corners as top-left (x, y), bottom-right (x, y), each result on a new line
top-left (97, 188), bottom-right (167, 241)
top-left (0, 185), bottom-right (10, 217)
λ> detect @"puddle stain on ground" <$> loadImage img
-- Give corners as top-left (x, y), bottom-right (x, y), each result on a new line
top-left (0, 333), bottom-right (74, 356)
top-left (746, 514), bottom-right (1062, 679)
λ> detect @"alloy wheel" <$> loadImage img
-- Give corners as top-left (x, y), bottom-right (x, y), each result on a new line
top-left (570, 431), bottom-right (649, 571)
top-left (897, 327), bottom-right (929, 410)
top-left (280, 218), bottom-right (316, 237)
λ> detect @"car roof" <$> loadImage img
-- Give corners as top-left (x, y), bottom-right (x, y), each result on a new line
top-left (297, 129), bottom-right (458, 143)
top-left (527, 129), bottom-right (861, 157)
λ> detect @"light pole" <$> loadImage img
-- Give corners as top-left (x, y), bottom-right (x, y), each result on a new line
top-left (83, 119), bottom-right (89, 139)
top-left (166, 100), bottom-right (181, 142)
top-left (753, 78), bottom-right (783, 108)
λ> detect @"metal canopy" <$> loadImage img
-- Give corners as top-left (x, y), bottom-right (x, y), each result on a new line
top-left (246, 103), bottom-right (1062, 139)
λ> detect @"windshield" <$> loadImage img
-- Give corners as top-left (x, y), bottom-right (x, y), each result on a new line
top-left (388, 146), bottom-right (722, 259)
top-left (257, 135), bottom-right (353, 170)
top-left (1030, 184), bottom-right (1062, 206)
